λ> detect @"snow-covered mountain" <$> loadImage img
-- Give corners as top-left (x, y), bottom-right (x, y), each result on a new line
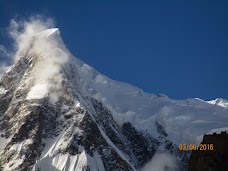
top-left (0, 27), bottom-right (227, 171)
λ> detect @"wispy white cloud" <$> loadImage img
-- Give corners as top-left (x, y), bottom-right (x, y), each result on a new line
top-left (141, 151), bottom-right (179, 171)
top-left (8, 15), bottom-right (55, 60)
top-left (0, 45), bottom-right (12, 59)
top-left (0, 15), bottom-right (70, 103)
top-left (0, 45), bottom-right (13, 76)
top-left (0, 15), bottom-right (55, 76)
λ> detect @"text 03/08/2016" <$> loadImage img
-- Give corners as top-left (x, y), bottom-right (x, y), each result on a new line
top-left (178, 144), bottom-right (214, 151)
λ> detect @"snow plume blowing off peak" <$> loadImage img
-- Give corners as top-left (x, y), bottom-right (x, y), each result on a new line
top-left (1, 16), bottom-right (70, 103)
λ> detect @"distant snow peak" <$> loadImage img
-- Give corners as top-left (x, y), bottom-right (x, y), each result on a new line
top-left (206, 98), bottom-right (228, 108)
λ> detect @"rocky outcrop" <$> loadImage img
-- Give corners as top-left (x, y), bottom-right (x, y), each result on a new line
top-left (188, 131), bottom-right (228, 171)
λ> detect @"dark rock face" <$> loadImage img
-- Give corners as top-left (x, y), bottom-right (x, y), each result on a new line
top-left (91, 99), bottom-right (129, 155)
top-left (122, 122), bottom-right (157, 167)
top-left (155, 121), bottom-right (168, 137)
top-left (78, 112), bottom-right (134, 171)
top-left (188, 131), bottom-right (228, 171)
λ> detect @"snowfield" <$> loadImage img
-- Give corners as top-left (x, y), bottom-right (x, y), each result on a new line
top-left (72, 56), bottom-right (228, 145)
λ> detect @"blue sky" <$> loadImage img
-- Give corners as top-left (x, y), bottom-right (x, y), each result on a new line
top-left (0, 0), bottom-right (227, 100)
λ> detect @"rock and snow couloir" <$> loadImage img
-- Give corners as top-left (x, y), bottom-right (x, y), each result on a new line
top-left (0, 28), bottom-right (227, 171)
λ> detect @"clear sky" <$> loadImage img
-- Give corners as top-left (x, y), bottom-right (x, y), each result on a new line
top-left (0, 0), bottom-right (227, 100)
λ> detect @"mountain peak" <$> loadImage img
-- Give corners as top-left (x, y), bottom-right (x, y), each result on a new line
top-left (0, 26), bottom-right (228, 171)
top-left (35, 28), bottom-right (60, 39)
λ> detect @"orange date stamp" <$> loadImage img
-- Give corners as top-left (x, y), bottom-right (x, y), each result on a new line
top-left (178, 143), bottom-right (214, 151)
